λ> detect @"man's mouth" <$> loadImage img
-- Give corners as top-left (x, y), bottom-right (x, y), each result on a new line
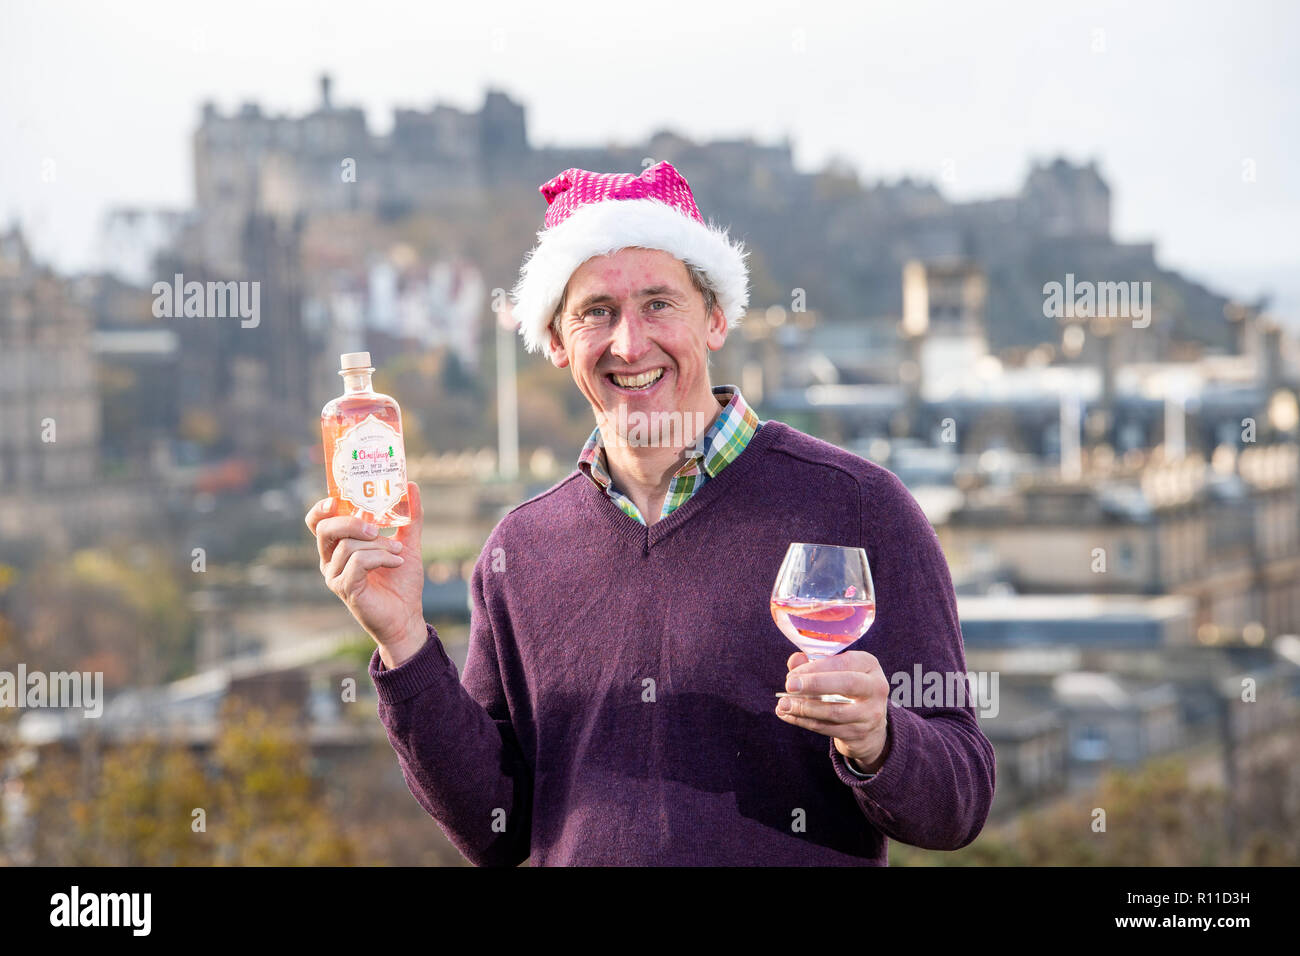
top-left (606, 368), bottom-right (666, 391)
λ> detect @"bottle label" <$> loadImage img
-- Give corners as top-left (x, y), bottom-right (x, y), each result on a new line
top-left (331, 414), bottom-right (406, 515)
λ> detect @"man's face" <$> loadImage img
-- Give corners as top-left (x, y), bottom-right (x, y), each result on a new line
top-left (548, 246), bottom-right (728, 436)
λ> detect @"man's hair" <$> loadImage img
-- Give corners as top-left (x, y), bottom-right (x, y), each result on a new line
top-left (548, 257), bottom-right (719, 345)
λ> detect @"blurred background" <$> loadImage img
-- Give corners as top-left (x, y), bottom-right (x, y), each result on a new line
top-left (1, 0), bottom-right (1298, 865)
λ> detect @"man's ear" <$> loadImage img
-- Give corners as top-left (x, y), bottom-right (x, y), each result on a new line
top-left (548, 321), bottom-right (570, 368)
top-left (705, 303), bottom-right (728, 352)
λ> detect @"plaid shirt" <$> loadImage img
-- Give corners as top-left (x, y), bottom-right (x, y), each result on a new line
top-left (577, 384), bottom-right (762, 526)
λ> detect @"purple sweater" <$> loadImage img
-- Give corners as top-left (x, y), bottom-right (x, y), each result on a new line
top-left (369, 419), bottom-right (995, 865)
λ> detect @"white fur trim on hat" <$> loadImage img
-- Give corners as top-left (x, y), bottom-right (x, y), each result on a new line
top-left (509, 197), bottom-right (749, 358)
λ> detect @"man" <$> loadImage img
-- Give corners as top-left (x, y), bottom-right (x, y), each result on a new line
top-left (306, 162), bottom-right (995, 865)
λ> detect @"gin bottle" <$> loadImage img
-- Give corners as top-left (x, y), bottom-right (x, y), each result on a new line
top-left (320, 351), bottom-right (411, 527)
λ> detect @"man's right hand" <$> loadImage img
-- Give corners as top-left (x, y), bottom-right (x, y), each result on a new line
top-left (305, 480), bottom-right (428, 668)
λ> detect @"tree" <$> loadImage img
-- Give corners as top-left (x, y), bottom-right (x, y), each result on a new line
top-left (21, 701), bottom-right (358, 865)
top-left (892, 730), bottom-right (1300, 867)
top-left (210, 699), bottom-right (356, 865)
top-left (12, 544), bottom-right (195, 688)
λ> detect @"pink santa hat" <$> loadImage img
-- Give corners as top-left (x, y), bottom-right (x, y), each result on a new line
top-left (508, 161), bottom-right (750, 359)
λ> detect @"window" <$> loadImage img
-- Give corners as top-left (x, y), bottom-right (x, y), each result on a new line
top-left (1072, 724), bottom-right (1109, 762)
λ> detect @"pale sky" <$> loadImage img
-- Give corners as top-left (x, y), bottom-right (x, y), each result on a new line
top-left (2, 0), bottom-right (1297, 321)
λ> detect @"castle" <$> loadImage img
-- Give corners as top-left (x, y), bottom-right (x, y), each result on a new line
top-left (190, 75), bottom-right (1116, 279)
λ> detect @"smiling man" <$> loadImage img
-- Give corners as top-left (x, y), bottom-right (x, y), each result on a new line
top-left (351, 161), bottom-right (995, 865)
top-left (557, 244), bottom-right (738, 526)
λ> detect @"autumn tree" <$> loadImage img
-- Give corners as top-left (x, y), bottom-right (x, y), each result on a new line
top-left (20, 701), bottom-right (358, 865)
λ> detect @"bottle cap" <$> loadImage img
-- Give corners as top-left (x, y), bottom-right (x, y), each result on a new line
top-left (340, 351), bottom-right (372, 370)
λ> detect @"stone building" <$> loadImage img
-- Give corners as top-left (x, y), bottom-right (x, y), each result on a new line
top-left (0, 227), bottom-right (105, 546)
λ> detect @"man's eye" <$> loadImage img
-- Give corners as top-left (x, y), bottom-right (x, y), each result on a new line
top-left (649, 300), bottom-right (669, 310)
top-left (583, 307), bottom-right (611, 321)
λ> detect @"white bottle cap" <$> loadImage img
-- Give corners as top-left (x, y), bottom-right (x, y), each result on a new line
top-left (340, 351), bottom-right (372, 370)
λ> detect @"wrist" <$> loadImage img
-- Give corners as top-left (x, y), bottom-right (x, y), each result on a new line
top-left (849, 718), bottom-right (891, 775)
top-left (848, 754), bottom-right (880, 775)
top-left (378, 618), bottom-right (428, 669)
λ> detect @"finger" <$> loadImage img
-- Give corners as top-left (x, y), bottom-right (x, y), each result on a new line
top-left (786, 651), bottom-right (809, 671)
top-left (776, 701), bottom-right (882, 737)
top-left (776, 709), bottom-right (866, 735)
top-left (776, 711), bottom-right (880, 747)
top-left (335, 548), bottom-right (404, 597)
top-left (327, 534), bottom-right (403, 582)
top-left (777, 694), bottom-right (871, 725)
top-left (784, 669), bottom-right (876, 699)
top-left (315, 514), bottom-right (381, 567)
top-left (789, 650), bottom-right (881, 682)
top-left (305, 497), bottom-right (335, 534)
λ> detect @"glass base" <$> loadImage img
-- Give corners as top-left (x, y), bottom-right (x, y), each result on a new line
top-left (775, 692), bottom-right (855, 704)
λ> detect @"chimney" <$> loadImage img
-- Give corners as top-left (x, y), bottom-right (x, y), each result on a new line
top-left (320, 73), bottom-right (333, 110)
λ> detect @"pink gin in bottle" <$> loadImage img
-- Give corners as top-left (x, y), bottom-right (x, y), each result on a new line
top-left (320, 351), bottom-right (410, 528)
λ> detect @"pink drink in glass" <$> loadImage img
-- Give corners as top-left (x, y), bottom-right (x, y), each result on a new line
top-left (770, 596), bottom-right (876, 659)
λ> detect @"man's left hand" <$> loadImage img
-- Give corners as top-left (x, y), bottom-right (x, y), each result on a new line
top-left (776, 651), bottom-right (891, 774)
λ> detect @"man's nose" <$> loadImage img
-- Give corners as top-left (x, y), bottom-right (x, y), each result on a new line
top-left (609, 310), bottom-right (650, 362)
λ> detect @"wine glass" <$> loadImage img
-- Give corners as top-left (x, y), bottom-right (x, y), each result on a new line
top-left (770, 543), bottom-right (876, 704)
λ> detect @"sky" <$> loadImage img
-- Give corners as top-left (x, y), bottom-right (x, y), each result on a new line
top-left (2, 0), bottom-right (1298, 322)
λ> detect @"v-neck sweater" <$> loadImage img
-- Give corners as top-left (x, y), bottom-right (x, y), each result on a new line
top-left (368, 419), bottom-right (996, 865)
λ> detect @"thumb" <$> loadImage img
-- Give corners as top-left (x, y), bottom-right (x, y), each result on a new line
top-left (396, 481), bottom-right (422, 550)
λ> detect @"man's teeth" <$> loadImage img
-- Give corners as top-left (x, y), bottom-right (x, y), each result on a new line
top-left (611, 369), bottom-right (664, 389)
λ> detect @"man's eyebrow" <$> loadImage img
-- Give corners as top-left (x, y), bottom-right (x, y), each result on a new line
top-left (570, 286), bottom-right (681, 314)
